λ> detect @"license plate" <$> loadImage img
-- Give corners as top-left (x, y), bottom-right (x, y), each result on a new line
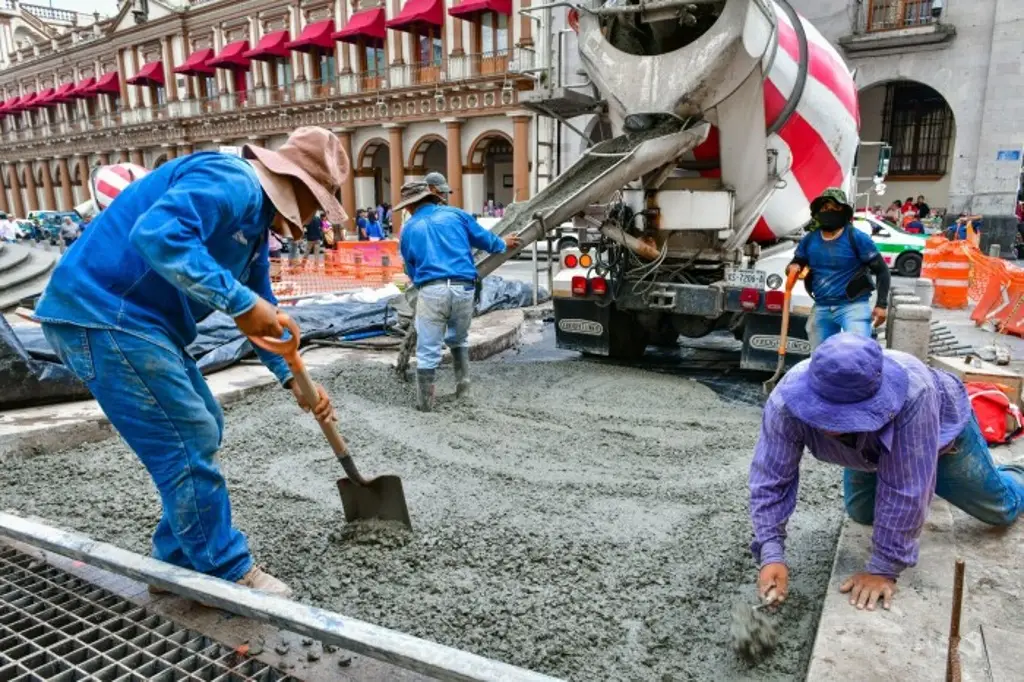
top-left (724, 268), bottom-right (767, 289)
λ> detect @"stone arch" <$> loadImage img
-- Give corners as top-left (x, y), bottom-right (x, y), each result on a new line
top-left (153, 153), bottom-right (170, 169)
top-left (33, 163), bottom-right (45, 187)
top-left (856, 78), bottom-right (957, 214)
top-left (76, 157), bottom-right (90, 187)
top-left (407, 134), bottom-right (447, 174)
top-left (357, 137), bottom-right (389, 171)
top-left (466, 130), bottom-right (513, 169)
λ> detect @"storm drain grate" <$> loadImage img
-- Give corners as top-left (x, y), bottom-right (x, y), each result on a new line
top-left (0, 545), bottom-right (298, 681)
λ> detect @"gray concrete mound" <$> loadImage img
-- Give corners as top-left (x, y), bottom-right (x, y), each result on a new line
top-left (1, 359), bottom-right (845, 680)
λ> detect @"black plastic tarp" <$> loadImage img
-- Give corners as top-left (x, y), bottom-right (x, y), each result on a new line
top-left (3, 276), bottom-right (548, 410)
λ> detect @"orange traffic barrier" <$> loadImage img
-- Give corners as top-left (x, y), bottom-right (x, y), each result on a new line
top-left (269, 240), bottom-right (407, 301)
top-left (922, 235), bottom-right (947, 282)
top-left (931, 241), bottom-right (971, 309)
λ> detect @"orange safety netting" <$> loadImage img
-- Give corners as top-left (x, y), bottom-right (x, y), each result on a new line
top-left (270, 241), bottom-right (408, 301)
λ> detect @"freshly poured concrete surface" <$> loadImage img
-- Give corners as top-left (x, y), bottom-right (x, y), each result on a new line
top-left (1, 358), bottom-right (844, 680)
top-left (808, 439), bottom-right (1024, 682)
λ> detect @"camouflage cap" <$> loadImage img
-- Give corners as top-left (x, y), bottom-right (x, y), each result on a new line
top-left (809, 187), bottom-right (854, 217)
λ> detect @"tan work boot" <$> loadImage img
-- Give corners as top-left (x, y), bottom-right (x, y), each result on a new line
top-left (147, 565), bottom-right (292, 600)
top-left (237, 565), bottom-right (293, 598)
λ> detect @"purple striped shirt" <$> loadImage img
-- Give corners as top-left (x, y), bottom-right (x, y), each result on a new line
top-left (750, 351), bottom-right (972, 578)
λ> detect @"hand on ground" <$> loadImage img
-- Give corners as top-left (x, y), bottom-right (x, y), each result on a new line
top-left (235, 298), bottom-right (283, 338)
top-left (839, 572), bottom-right (895, 611)
top-left (872, 306), bottom-right (888, 328)
top-left (503, 234), bottom-right (522, 250)
top-left (757, 563), bottom-right (789, 605)
top-left (292, 382), bottom-right (336, 423)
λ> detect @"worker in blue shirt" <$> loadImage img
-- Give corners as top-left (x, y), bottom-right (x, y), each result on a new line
top-left (34, 127), bottom-right (349, 598)
top-left (788, 188), bottom-right (890, 347)
top-left (397, 179), bottom-right (520, 410)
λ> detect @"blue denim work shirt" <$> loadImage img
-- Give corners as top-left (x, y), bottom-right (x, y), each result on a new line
top-left (35, 152), bottom-right (291, 385)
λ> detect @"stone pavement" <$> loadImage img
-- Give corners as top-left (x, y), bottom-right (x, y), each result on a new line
top-left (807, 306), bottom-right (1024, 682)
top-left (0, 308), bottom-right (524, 455)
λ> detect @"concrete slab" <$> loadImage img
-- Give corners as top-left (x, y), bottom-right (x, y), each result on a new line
top-left (0, 308), bottom-right (523, 456)
top-left (807, 439), bottom-right (1024, 682)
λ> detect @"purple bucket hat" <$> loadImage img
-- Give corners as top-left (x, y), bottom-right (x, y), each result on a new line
top-left (777, 334), bottom-right (909, 433)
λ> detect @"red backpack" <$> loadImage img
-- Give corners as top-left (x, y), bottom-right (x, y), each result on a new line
top-left (966, 382), bottom-right (1024, 445)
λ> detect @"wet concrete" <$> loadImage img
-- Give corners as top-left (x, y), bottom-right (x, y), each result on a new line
top-left (1, 346), bottom-right (845, 680)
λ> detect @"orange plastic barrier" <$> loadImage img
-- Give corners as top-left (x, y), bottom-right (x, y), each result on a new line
top-left (931, 241), bottom-right (971, 309)
top-left (922, 235), bottom-right (947, 282)
top-left (269, 240), bottom-right (407, 300)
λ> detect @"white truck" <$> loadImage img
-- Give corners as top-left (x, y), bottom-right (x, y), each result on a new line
top-left (444, 0), bottom-right (861, 371)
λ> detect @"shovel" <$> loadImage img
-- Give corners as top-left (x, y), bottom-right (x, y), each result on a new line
top-left (762, 267), bottom-right (804, 395)
top-left (250, 312), bottom-right (412, 530)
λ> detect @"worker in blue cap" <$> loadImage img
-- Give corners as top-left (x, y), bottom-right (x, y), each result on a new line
top-left (750, 334), bottom-right (1024, 612)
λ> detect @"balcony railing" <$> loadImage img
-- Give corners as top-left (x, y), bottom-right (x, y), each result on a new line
top-left (2, 51), bottom-right (525, 144)
top-left (21, 3), bottom-right (80, 23)
top-left (866, 0), bottom-right (935, 32)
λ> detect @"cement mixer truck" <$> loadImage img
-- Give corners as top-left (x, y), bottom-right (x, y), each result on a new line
top-left (449, 0), bottom-right (860, 372)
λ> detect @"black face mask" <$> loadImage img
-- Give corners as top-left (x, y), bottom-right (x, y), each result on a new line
top-left (817, 212), bottom-right (847, 231)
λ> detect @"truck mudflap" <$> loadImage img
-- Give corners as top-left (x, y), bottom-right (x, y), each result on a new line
top-left (552, 298), bottom-right (613, 355)
top-left (741, 312), bottom-right (812, 372)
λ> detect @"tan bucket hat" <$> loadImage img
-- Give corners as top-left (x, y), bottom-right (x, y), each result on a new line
top-left (394, 181), bottom-right (440, 212)
top-left (243, 126), bottom-right (349, 236)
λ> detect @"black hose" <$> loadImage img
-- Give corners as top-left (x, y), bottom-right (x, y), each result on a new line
top-left (767, 0), bottom-right (810, 136)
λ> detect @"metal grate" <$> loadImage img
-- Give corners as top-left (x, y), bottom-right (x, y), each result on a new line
top-left (0, 545), bottom-right (298, 681)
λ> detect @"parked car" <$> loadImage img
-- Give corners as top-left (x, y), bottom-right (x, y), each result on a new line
top-left (852, 211), bottom-right (926, 277)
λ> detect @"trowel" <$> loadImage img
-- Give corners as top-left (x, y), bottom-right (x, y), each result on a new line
top-left (731, 594), bottom-right (779, 664)
top-left (250, 313), bottom-right (412, 531)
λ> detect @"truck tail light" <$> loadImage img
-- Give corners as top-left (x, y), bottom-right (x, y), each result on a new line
top-left (764, 290), bottom-right (785, 312)
top-left (571, 276), bottom-right (588, 296)
top-left (568, 8), bottom-right (579, 32)
top-left (563, 253), bottom-right (578, 268)
top-left (590, 277), bottom-right (608, 296)
top-left (740, 288), bottom-right (761, 312)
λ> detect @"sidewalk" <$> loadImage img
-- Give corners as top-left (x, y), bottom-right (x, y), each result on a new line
top-left (0, 308), bottom-right (524, 455)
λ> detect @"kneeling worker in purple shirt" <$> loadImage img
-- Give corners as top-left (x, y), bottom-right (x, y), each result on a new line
top-left (750, 334), bottom-right (1024, 611)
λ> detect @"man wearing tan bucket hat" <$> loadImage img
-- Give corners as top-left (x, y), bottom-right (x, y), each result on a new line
top-left (35, 127), bottom-right (349, 599)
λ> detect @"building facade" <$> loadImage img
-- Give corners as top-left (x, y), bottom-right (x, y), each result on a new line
top-left (0, 0), bottom-right (543, 231)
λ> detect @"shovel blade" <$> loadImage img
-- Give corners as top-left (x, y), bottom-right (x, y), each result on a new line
top-left (337, 475), bottom-right (412, 531)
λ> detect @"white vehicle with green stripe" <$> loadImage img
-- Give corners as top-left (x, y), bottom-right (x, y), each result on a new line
top-left (852, 212), bottom-right (926, 278)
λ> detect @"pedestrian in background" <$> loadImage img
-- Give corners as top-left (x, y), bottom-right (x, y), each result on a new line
top-left (884, 201), bottom-right (901, 224)
top-left (365, 208), bottom-right (382, 241)
top-left (789, 188), bottom-right (890, 347)
top-left (304, 209), bottom-right (324, 263)
top-left (355, 208), bottom-right (369, 240)
top-left (915, 194), bottom-right (930, 220)
top-left (59, 216), bottom-right (80, 251)
top-left (397, 181), bottom-right (520, 411)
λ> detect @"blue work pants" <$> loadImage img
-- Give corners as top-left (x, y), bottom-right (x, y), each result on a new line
top-left (415, 281), bottom-right (475, 371)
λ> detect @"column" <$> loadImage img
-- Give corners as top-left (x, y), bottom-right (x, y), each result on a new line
top-left (39, 159), bottom-right (57, 210)
top-left (337, 128), bottom-right (356, 237)
top-left (451, 5), bottom-right (464, 56)
top-left (386, 124), bottom-right (405, 232)
top-left (58, 157), bottom-right (74, 210)
top-left (512, 114), bottom-right (531, 202)
top-left (390, 0), bottom-right (405, 65)
top-left (118, 149), bottom-right (130, 163)
top-left (98, 151), bottom-right (110, 165)
top-left (181, 28), bottom-right (195, 99)
top-left (116, 49), bottom-right (130, 104)
top-left (23, 162), bottom-right (39, 212)
top-left (75, 156), bottom-right (90, 195)
top-left (337, 0), bottom-right (351, 73)
top-left (292, 3), bottom-right (306, 82)
top-left (0, 164), bottom-right (9, 215)
top-left (164, 144), bottom-right (177, 160)
top-left (162, 36), bottom-right (178, 102)
top-left (8, 164), bottom-right (25, 218)
top-left (249, 17), bottom-right (265, 87)
top-left (130, 149), bottom-right (144, 167)
top-left (443, 118), bottom-right (463, 209)
top-left (178, 143), bottom-right (193, 156)
top-left (519, 0), bottom-right (533, 47)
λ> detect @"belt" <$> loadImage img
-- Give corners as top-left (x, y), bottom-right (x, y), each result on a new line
top-left (420, 278), bottom-right (475, 289)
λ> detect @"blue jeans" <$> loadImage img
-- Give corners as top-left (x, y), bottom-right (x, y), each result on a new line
top-left (41, 323), bottom-right (252, 581)
top-left (415, 281), bottom-right (475, 371)
top-left (844, 414), bottom-right (1024, 527)
top-left (811, 300), bottom-right (873, 348)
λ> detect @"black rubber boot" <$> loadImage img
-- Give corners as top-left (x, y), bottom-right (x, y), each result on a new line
top-left (453, 347), bottom-right (471, 399)
top-left (416, 369), bottom-right (436, 412)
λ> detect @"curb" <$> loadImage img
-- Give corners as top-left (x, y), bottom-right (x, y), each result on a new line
top-left (0, 309), bottom-right (524, 457)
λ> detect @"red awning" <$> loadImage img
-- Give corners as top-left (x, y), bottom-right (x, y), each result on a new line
top-left (333, 8), bottom-right (386, 44)
top-left (127, 61), bottom-right (165, 87)
top-left (285, 19), bottom-right (335, 53)
top-left (23, 89), bottom-right (51, 109)
top-left (387, 0), bottom-right (444, 32)
top-left (0, 96), bottom-right (20, 114)
top-left (208, 40), bottom-right (251, 70)
top-left (92, 71), bottom-right (121, 96)
top-left (449, 0), bottom-right (511, 19)
top-left (46, 82), bottom-right (77, 104)
top-left (69, 77), bottom-right (96, 99)
top-left (173, 48), bottom-right (216, 76)
top-left (243, 30), bottom-right (291, 61)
